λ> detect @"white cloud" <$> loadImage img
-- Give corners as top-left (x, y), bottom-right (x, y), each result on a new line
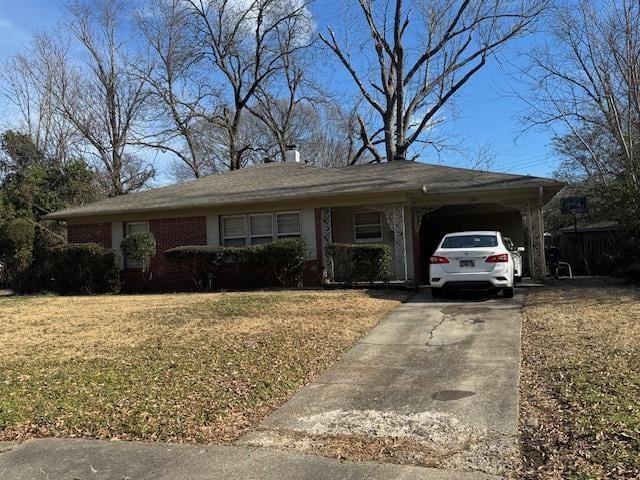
top-left (0, 18), bottom-right (12, 29)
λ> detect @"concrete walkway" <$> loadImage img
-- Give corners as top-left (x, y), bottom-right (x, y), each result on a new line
top-left (240, 292), bottom-right (522, 476)
top-left (0, 439), bottom-right (494, 479)
top-left (0, 292), bottom-right (521, 479)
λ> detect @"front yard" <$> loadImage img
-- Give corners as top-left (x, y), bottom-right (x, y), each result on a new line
top-left (0, 290), bottom-right (406, 443)
top-left (520, 280), bottom-right (640, 478)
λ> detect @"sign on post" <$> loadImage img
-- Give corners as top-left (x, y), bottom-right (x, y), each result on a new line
top-left (560, 196), bottom-right (588, 215)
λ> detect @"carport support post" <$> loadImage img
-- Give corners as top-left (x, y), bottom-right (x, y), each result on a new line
top-left (532, 202), bottom-right (546, 279)
top-left (523, 200), bottom-right (546, 280)
top-left (391, 204), bottom-right (408, 282)
top-left (320, 207), bottom-right (333, 280)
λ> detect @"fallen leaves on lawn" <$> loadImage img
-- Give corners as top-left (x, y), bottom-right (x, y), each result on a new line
top-left (519, 278), bottom-right (640, 479)
top-left (0, 290), bottom-right (408, 443)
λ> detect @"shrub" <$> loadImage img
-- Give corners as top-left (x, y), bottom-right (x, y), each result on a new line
top-left (616, 233), bottom-right (640, 281)
top-left (253, 239), bottom-right (307, 288)
top-left (326, 243), bottom-right (392, 284)
top-left (11, 228), bottom-right (61, 293)
top-left (166, 238), bottom-right (307, 289)
top-left (47, 243), bottom-right (119, 294)
top-left (0, 218), bottom-right (36, 284)
top-left (165, 245), bottom-right (230, 289)
top-left (120, 231), bottom-right (156, 271)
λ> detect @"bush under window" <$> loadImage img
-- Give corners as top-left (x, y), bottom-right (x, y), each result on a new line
top-left (166, 238), bottom-right (307, 289)
top-left (326, 243), bottom-right (392, 284)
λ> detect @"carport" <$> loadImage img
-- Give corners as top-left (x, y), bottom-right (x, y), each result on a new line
top-left (415, 203), bottom-right (524, 284)
top-left (409, 185), bottom-right (558, 284)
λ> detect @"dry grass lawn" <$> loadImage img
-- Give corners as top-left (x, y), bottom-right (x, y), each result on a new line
top-left (520, 279), bottom-right (640, 479)
top-left (0, 290), bottom-right (406, 443)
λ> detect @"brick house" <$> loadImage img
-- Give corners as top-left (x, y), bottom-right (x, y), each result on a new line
top-left (47, 158), bottom-right (563, 290)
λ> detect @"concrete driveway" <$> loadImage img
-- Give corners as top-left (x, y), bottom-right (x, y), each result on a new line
top-left (240, 292), bottom-right (522, 477)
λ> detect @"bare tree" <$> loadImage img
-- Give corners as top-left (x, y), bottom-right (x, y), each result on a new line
top-left (185, 0), bottom-right (314, 170)
top-left (54, 0), bottom-right (155, 195)
top-left (523, 0), bottom-right (640, 188)
top-left (248, 67), bottom-right (308, 163)
top-left (135, 0), bottom-right (213, 178)
top-left (0, 37), bottom-right (81, 165)
top-left (321, 0), bottom-right (546, 163)
top-left (301, 102), bottom-right (364, 166)
top-left (244, 20), bottom-right (327, 164)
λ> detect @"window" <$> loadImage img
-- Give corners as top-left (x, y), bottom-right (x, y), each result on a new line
top-left (249, 214), bottom-right (273, 245)
top-left (441, 235), bottom-right (498, 249)
top-left (221, 211), bottom-right (301, 246)
top-left (124, 222), bottom-right (149, 268)
top-left (222, 216), bottom-right (247, 247)
top-left (354, 211), bottom-right (383, 242)
top-left (276, 212), bottom-right (301, 239)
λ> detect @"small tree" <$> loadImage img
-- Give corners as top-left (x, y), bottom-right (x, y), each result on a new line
top-left (121, 232), bottom-right (156, 271)
top-left (121, 231), bottom-right (156, 291)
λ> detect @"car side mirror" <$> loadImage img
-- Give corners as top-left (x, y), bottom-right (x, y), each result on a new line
top-left (517, 246), bottom-right (525, 252)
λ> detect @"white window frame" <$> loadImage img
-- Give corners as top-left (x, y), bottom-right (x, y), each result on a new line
top-left (124, 221), bottom-right (149, 269)
top-left (221, 215), bottom-right (247, 247)
top-left (353, 211), bottom-right (383, 243)
top-left (220, 211), bottom-right (301, 246)
top-left (249, 213), bottom-right (274, 245)
top-left (126, 221), bottom-right (149, 235)
top-left (275, 211), bottom-right (302, 239)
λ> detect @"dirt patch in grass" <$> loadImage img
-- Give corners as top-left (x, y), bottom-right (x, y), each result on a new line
top-left (519, 278), bottom-right (640, 479)
top-left (0, 290), bottom-right (407, 443)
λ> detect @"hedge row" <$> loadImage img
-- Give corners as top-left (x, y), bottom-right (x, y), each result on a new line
top-left (326, 243), bottom-right (391, 284)
top-left (15, 243), bottom-right (119, 294)
top-left (166, 238), bottom-right (307, 289)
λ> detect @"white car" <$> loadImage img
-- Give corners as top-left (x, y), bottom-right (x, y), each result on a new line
top-left (503, 236), bottom-right (524, 281)
top-left (429, 231), bottom-right (516, 298)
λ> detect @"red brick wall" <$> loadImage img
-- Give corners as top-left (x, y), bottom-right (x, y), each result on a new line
top-left (121, 216), bottom-right (207, 291)
top-left (303, 260), bottom-right (322, 287)
top-left (67, 223), bottom-right (111, 248)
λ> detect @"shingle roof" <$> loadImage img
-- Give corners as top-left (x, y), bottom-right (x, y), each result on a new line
top-left (47, 160), bottom-right (563, 219)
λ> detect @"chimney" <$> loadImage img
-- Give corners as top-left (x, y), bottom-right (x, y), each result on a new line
top-left (284, 144), bottom-right (301, 163)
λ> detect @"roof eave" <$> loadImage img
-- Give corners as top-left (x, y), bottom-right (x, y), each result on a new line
top-left (421, 180), bottom-right (565, 196)
top-left (44, 185), bottom-right (419, 221)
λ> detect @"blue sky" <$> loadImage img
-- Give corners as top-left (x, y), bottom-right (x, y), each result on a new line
top-left (0, 0), bottom-right (559, 180)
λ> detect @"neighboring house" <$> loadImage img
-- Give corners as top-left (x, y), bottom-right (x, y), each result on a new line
top-left (47, 154), bottom-right (563, 289)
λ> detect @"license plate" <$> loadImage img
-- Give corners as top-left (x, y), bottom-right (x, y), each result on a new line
top-left (460, 260), bottom-right (475, 267)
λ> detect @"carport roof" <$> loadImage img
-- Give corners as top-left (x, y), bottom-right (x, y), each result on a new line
top-left (47, 160), bottom-right (564, 219)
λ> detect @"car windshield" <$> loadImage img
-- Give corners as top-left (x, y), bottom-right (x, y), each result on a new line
top-left (441, 235), bottom-right (498, 248)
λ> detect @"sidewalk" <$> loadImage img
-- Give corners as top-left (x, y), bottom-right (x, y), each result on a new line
top-left (0, 439), bottom-right (496, 479)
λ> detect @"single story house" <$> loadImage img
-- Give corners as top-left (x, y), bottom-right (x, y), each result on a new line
top-left (47, 156), bottom-right (563, 289)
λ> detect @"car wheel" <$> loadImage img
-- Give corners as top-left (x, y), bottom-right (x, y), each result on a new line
top-left (503, 286), bottom-right (515, 298)
top-left (431, 287), bottom-right (444, 299)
